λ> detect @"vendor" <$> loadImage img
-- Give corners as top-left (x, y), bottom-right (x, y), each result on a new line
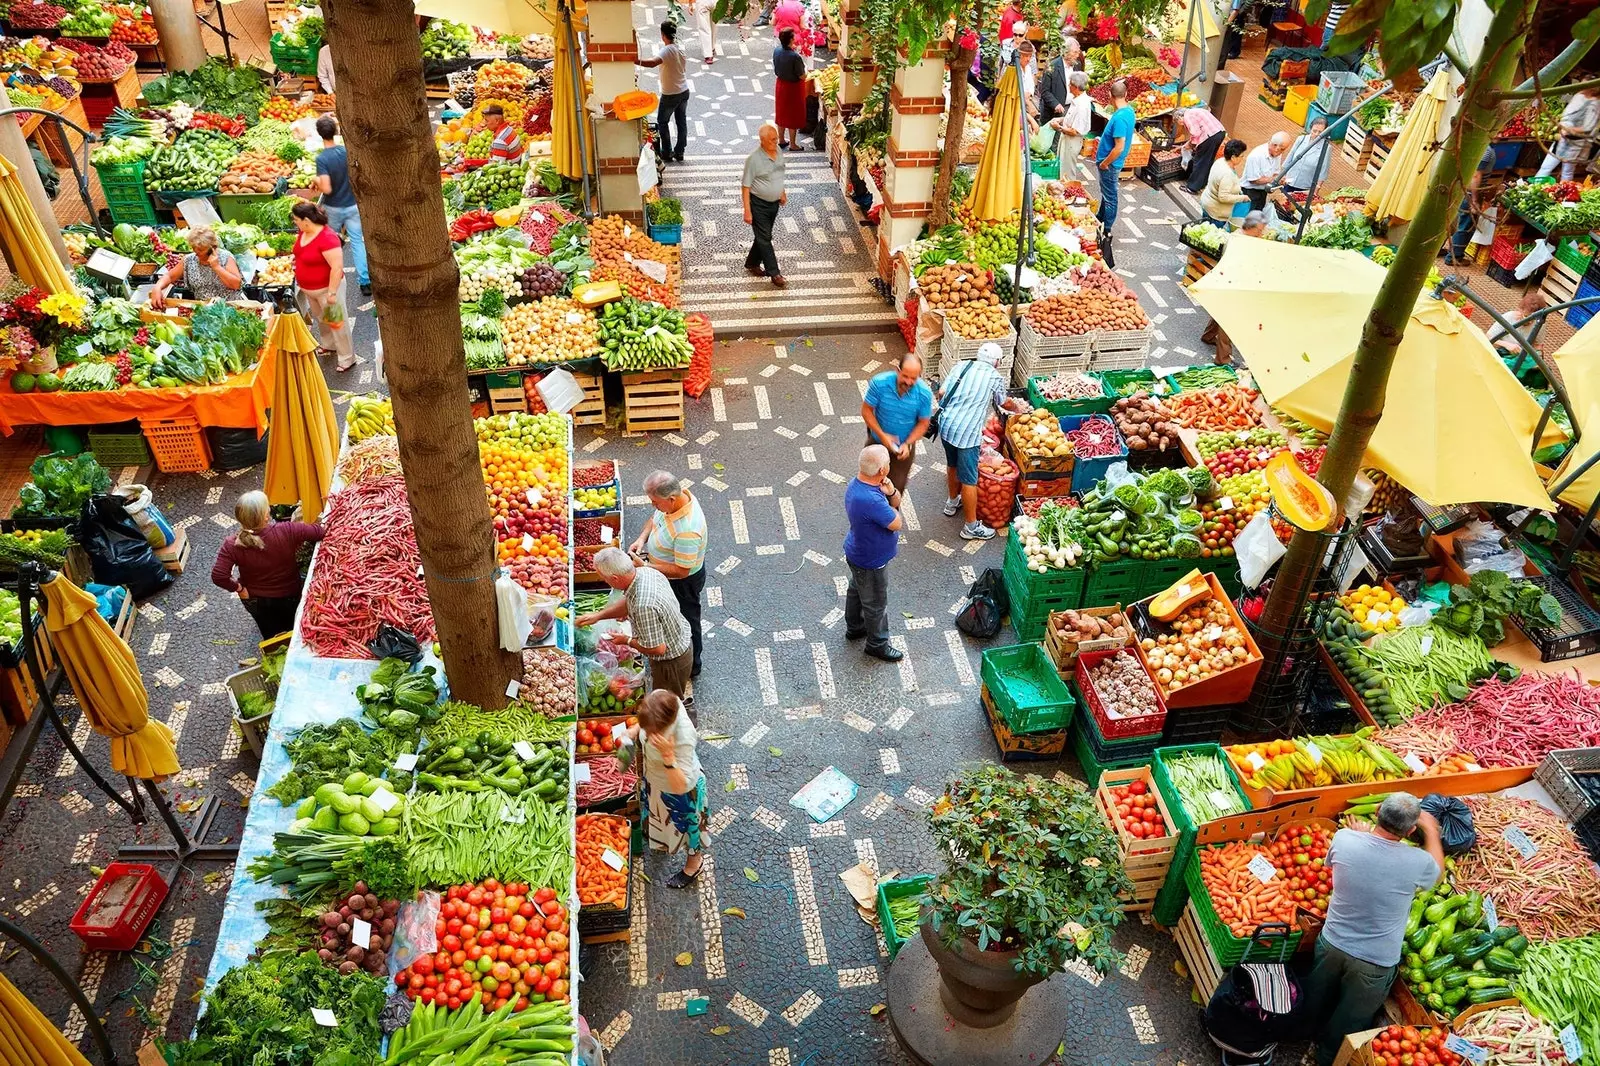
top-left (1304, 793), bottom-right (1444, 1066)
top-left (317, 43), bottom-right (334, 93)
top-left (210, 491), bottom-right (325, 639)
top-left (1281, 115), bottom-right (1333, 194)
top-left (1173, 106), bottom-right (1228, 195)
top-left (291, 201), bottom-right (357, 371)
top-left (149, 226), bottom-right (241, 308)
top-left (624, 688), bottom-right (706, 889)
top-left (483, 104), bottom-right (525, 162)
top-left (1536, 87), bottom-right (1600, 182)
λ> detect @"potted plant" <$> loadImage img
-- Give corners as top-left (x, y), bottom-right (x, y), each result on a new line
top-left (921, 764), bottom-right (1131, 1028)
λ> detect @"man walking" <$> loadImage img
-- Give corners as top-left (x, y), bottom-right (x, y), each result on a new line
top-left (741, 123), bottom-right (788, 287)
top-left (576, 548), bottom-right (697, 707)
top-left (1038, 42), bottom-right (1073, 122)
top-left (861, 353), bottom-right (933, 493)
top-left (1096, 80), bottom-right (1135, 268)
top-left (638, 21), bottom-right (690, 164)
top-left (313, 116), bottom-right (370, 297)
top-left (844, 445), bottom-right (904, 663)
top-left (630, 471), bottom-right (708, 680)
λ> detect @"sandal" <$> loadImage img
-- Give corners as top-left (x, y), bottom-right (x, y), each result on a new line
top-left (666, 866), bottom-right (702, 889)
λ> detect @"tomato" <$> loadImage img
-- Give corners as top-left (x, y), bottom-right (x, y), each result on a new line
top-left (467, 888), bottom-right (485, 906)
top-left (545, 931), bottom-right (567, 951)
top-left (544, 913), bottom-right (565, 931)
top-left (1129, 780), bottom-right (1147, 795)
top-left (534, 974), bottom-right (552, 994)
top-left (534, 887), bottom-right (555, 903)
top-left (519, 901), bottom-right (536, 918)
top-left (415, 955), bottom-right (435, 976)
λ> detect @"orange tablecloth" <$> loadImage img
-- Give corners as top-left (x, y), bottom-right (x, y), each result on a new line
top-left (0, 345), bottom-right (276, 435)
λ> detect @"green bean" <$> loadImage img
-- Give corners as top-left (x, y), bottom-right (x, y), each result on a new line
top-left (1365, 624), bottom-right (1492, 713)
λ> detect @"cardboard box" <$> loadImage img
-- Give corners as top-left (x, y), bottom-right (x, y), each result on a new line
top-left (1330, 1027), bottom-right (1385, 1066)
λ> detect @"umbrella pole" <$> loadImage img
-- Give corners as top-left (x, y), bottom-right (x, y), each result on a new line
top-left (117, 778), bottom-right (239, 875)
top-left (562, 0), bottom-right (594, 219)
top-left (1008, 48), bottom-right (1032, 332)
top-left (0, 917), bottom-right (119, 1066)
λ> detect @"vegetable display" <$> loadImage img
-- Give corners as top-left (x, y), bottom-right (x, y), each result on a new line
top-left (16, 452), bottom-right (110, 518)
top-left (1162, 750), bottom-right (1246, 823)
top-left (385, 997), bottom-right (574, 1065)
top-left (1516, 936), bottom-right (1600, 1058)
top-left (1363, 624), bottom-right (1495, 713)
top-left (1025, 291), bottom-right (1148, 336)
top-left (1013, 511), bottom-right (1085, 571)
top-left (1196, 841), bottom-right (1300, 936)
top-left (1360, 1026), bottom-right (1465, 1066)
top-left (1379, 672), bottom-right (1600, 769)
top-left (1399, 872), bottom-right (1523, 1015)
top-left (405, 790), bottom-right (574, 887)
top-left (576, 812), bottom-right (631, 907)
top-left (502, 298), bottom-right (601, 365)
top-left (1168, 385), bottom-right (1262, 432)
top-left (1451, 1006), bottom-right (1571, 1066)
top-left (426, 700), bottom-right (572, 748)
top-left (596, 298), bottom-right (692, 371)
top-left (1105, 776), bottom-right (1168, 840)
top-left (1109, 394), bottom-right (1179, 454)
top-left (1137, 582), bottom-right (1257, 696)
top-left (1433, 569), bottom-right (1562, 646)
top-left (1454, 794), bottom-right (1600, 941)
top-left (1085, 650), bottom-right (1162, 723)
top-left (944, 301), bottom-right (1012, 340)
top-left (1035, 371), bottom-right (1104, 402)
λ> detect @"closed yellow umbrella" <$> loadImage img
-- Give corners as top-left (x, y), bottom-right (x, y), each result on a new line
top-left (0, 154), bottom-right (73, 295)
top-left (1547, 317), bottom-right (1600, 508)
top-left (1366, 67), bottom-right (1451, 223)
top-left (40, 573), bottom-right (177, 779)
top-left (264, 310), bottom-right (338, 524)
top-left (0, 971), bottom-right (92, 1066)
top-left (964, 66), bottom-right (1023, 223)
top-left (551, 21), bottom-right (593, 182)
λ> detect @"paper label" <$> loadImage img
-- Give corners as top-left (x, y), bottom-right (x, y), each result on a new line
top-left (622, 223), bottom-right (633, 239)
top-left (1202, 624), bottom-right (1223, 643)
top-left (600, 525), bottom-right (614, 543)
top-left (1502, 824), bottom-right (1538, 860)
top-left (1464, 762), bottom-right (1482, 772)
top-left (505, 679), bottom-right (521, 699)
top-left (501, 804), bottom-right (525, 824)
top-left (350, 917), bottom-right (372, 949)
top-left (1402, 752), bottom-right (1428, 775)
top-left (394, 752), bottom-right (418, 771)
top-left (312, 1008), bottom-right (338, 1027)
top-left (513, 740), bottom-right (538, 761)
top-left (76, 340), bottom-right (93, 356)
top-left (1304, 739), bottom-right (1323, 765)
top-left (1560, 1025), bottom-right (1584, 1062)
top-left (611, 721), bottom-right (628, 741)
top-left (526, 488), bottom-right (544, 507)
top-left (1246, 751), bottom-right (1266, 770)
top-left (153, 343), bottom-right (172, 358)
top-left (1177, 584), bottom-right (1193, 599)
top-left (601, 847), bottom-right (626, 871)
top-left (1208, 789), bottom-right (1234, 812)
top-left (1247, 854), bottom-right (1277, 883)
top-left (1444, 1035), bottom-right (1488, 1066)
top-left (1110, 509), bottom-right (1126, 523)
top-left (564, 311), bottom-right (583, 325)
top-left (1218, 496), bottom-right (1234, 512)
top-left (1483, 894), bottom-right (1498, 932)
top-left (574, 762), bottom-right (592, 783)
top-left (1419, 633), bottom-right (1434, 655)
top-left (522, 533), bottom-right (535, 553)
top-left (531, 210), bottom-right (544, 222)
top-left (368, 787), bottom-right (399, 814)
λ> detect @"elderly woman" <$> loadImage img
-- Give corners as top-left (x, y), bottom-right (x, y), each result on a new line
top-left (210, 490), bottom-right (324, 638)
top-left (773, 28), bottom-right (808, 150)
top-left (1202, 139), bottom-right (1250, 226)
top-left (1282, 116), bottom-right (1334, 194)
top-left (291, 201), bottom-right (356, 371)
top-left (623, 689), bottom-right (705, 888)
top-left (150, 226), bottom-right (241, 308)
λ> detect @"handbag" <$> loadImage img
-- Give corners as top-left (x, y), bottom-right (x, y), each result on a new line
top-left (927, 359), bottom-right (976, 444)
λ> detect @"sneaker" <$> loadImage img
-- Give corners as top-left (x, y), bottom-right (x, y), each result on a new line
top-left (359, 283), bottom-right (372, 297)
top-left (960, 522), bottom-right (995, 541)
top-left (942, 496), bottom-right (960, 517)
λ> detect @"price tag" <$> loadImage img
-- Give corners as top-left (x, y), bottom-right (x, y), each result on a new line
top-left (368, 787), bottom-right (399, 814)
top-left (1110, 509), bottom-right (1127, 523)
top-left (1207, 789), bottom-right (1234, 813)
top-left (1502, 824), bottom-right (1539, 860)
top-left (76, 340), bottom-right (93, 357)
top-left (312, 1008), bottom-right (338, 1028)
top-left (564, 311), bottom-right (583, 325)
top-left (153, 343), bottom-right (172, 358)
top-left (1464, 761), bottom-right (1482, 772)
top-left (1201, 624), bottom-right (1223, 643)
top-left (531, 210), bottom-right (544, 222)
top-left (505, 679), bottom-right (522, 699)
top-left (600, 525), bottom-right (614, 543)
top-left (1483, 894), bottom-right (1498, 932)
top-left (574, 762), bottom-right (592, 783)
top-left (1247, 854), bottom-right (1277, 883)
top-left (526, 488), bottom-right (544, 507)
top-left (601, 848), bottom-right (625, 871)
top-left (1177, 583), bottom-right (1193, 599)
top-left (501, 804), bottom-right (526, 824)
top-left (350, 917), bottom-right (372, 949)
top-left (394, 752), bottom-right (418, 771)
top-left (1444, 1034), bottom-right (1488, 1066)
top-left (622, 223), bottom-right (633, 239)
top-left (1402, 752), bottom-right (1428, 775)
top-left (1246, 751), bottom-right (1266, 771)
top-left (513, 740), bottom-right (538, 761)
top-left (1419, 633), bottom-right (1434, 655)
top-left (611, 721), bottom-right (628, 741)
top-left (1560, 1025), bottom-right (1585, 1062)
top-left (1218, 496), bottom-right (1234, 512)
top-left (1304, 739), bottom-right (1324, 765)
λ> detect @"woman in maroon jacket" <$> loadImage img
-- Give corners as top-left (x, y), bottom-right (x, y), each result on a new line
top-left (210, 491), bottom-right (324, 638)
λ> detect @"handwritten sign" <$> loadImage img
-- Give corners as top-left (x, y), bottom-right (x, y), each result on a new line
top-left (504, 679), bottom-right (521, 699)
top-left (1443, 1035), bottom-right (1488, 1065)
top-left (1560, 1025), bottom-right (1585, 1062)
top-left (1483, 894), bottom-right (1498, 932)
top-left (501, 805), bottom-right (526, 824)
top-left (368, 788), bottom-right (399, 815)
top-left (1246, 751), bottom-right (1266, 771)
top-left (1402, 752), bottom-right (1428, 775)
top-left (1247, 854), bottom-right (1277, 884)
top-left (1502, 825), bottom-right (1538, 860)
top-left (1304, 739), bottom-right (1324, 765)
top-left (574, 762), bottom-right (592, 783)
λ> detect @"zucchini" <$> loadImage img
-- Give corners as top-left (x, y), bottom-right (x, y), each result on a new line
top-left (1459, 891), bottom-right (1484, 928)
top-left (1419, 927), bottom-right (1445, 961)
top-left (1483, 948), bottom-right (1522, 975)
top-left (1459, 933), bottom-right (1495, 963)
top-left (1503, 933), bottom-right (1529, 955)
top-left (1421, 953), bottom-right (1457, 980)
top-left (1489, 924), bottom-right (1521, 945)
top-left (1466, 984), bottom-right (1514, 1005)
top-left (1424, 992), bottom-right (1446, 1012)
top-left (1442, 970), bottom-right (1471, 989)
top-left (1465, 974), bottom-right (1507, 989)
top-left (1442, 984), bottom-right (1470, 1006)
top-left (1423, 894), bottom-right (1468, 924)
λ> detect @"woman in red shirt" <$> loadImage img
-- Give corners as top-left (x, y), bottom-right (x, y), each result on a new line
top-left (291, 201), bottom-right (356, 371)
top-left (210, 491), bottom-right (325, 638)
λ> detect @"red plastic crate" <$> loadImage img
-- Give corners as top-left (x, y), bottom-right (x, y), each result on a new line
top-left (1077, 646), bottom-right (1168, 740)
top-left (70, 862), bottom-right (169, 951)
top-left (1489, 232), bottom-right (1533, 271)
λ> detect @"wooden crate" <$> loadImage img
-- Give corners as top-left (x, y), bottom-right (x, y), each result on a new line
top-left (33, 97), bottom-right (88, 167)
top-left (0, 656), bottom-right (42, 727)
top-left (1341, 120), bottom-right (1374, 171)
top-left (571, 371), bottom-right (605, 427)
top-left (981, 684), bottom-right (1068, 761)
top-left (622, 369), bottom-right (685, 433)
top-left (488, 386), bottom-right (527, 414)
top-left (1365, 135), bottom-right (1394, 182)
top-left (1183, 248), bottom-right (1219, 285)
top-left (1095, 767), bottom-right (1179, 912)
top-left (1173, 900), bottom-right (1224, 1001)
top-left (1042, 605), bottom-right (1128, 677)
top-left (265, 0), bottom-right (290, 27)
top-left (1541, 256), bottom-right (1582, 306)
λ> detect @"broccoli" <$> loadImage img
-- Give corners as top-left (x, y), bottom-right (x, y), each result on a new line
top-left (264, 770), bottom-right (307, 806)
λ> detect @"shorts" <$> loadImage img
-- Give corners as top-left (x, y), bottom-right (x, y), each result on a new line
top-left (943, 440), bottom-right (980, 486)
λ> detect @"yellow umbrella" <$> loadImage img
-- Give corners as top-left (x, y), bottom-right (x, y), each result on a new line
top-left (1366, 66), bottom-right (1450, 222)
top-left (0, 971), bottom-right (92, 1066)
top-left (264, 310), bottom-right (339, 524)
top-left (964, 66), bottom-right (1023, 223)
top-left (41, 573), bottom-right (177, 779)
top-left (0, 155), bottom-right (73, 295)
top-left (412, 0), bottom-right (584, 36)
top-left (551, 21), bottom-right (594, 183)
top-left (1547, 317), bottom-right (1600, 508)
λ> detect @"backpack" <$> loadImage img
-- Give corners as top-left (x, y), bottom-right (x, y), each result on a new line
top-left (955, 567), bottom-right (1008, 639)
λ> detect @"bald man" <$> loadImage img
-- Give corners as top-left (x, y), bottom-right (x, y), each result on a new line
top-left (843, 445), bottom-right (904, 663)
top-left (1241, 132), bottom-right (1291, 211)
top-left (741, 123), bottom-right (789, 286)
top-left (861, 354), bottom-right (934, 493)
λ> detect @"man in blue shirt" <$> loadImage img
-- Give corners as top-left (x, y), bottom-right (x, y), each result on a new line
top-left (843, 445), bottom-right (904, 662)
top-left (1095, 80), bottom-right (1136, 269)
top-left (314, 116), bottom-right (370, 296)
top-left (861, 354), bottom-right (934, 493)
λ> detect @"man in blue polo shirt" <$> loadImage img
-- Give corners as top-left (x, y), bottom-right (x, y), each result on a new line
top-left (861, 353), bottom-right (934, 493)
top-left (1096, 79), bottom-right (1136, 269)
top-left (843, 444), bottom-right (904, 663)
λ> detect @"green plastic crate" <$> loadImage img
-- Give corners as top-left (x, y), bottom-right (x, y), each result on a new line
top-left (271, 35), bottom-right (319, 75)
top-left (1084, 557), bottom-right (1183, 609)
top-left (1026, 373), bottom-right (1114, 418)
top-left (100, 174), bottom-right (159, 226)
top-left (86, 431), bottom-right (152, 467)
top-left (1148, 743), bottom-right (1253, 925)
top-left (1069, 717), bottom-right (1149, 788)
top-left (1096, 368), bottom-right (1165, 399)
top-left (980, 643), bottom-right (1075, 734)
top-left (1182, 847), bottom-right (1303, 965)
top-left (1556, 234), bottom-right (1597, 275)
top-left (876, 875), bottom-right (931, 959)
top-left (94, 159), bottom-right (147, 184)
top-left (1161, 365), bottom-right (1239, 394)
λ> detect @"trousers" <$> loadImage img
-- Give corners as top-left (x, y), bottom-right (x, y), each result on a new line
top-left (1303, 939), bottom-right (1399, 1066)
top-left (845, 562), bottom-right (891, 651)
top-left (668, 567), bottom-right (705, 672)
top-left (324, 203), bottom-right (368, 287)
top-left (657, 90), bottom-right (690, 161)
top-left (746, 195), bottom-right (782, 277)
top-left (241, 592), bottom-right (301, 640)
top-left (1097, 164), bottom-right (1121, 232)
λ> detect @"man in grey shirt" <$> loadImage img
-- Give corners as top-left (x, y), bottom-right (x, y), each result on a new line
top-left (1304, 793), bottom-right (1444, 1066)
top-left (638, 21), bottom-right (691, 164)
top-left (741, 123), bottom-right (788, 287)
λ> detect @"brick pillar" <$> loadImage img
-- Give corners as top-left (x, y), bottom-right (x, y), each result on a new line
top-left (876, 45), bottom-right (946, 279)
top-left (838, 0), bottom-right (875, 120)
top-left (587, 0), bottom-right (645, 221)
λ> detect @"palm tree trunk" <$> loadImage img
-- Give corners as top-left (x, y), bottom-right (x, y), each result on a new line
top-left (320, 0), bottom-right (520, 708)
top-left (931, 41), bottom-right (977, 228)
top-left (1250, 0), bottom-right (1537, 697)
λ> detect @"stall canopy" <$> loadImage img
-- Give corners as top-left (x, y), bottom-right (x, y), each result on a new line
top-left (0, 154), bottom-right (73, 295)
top-left (41, 572), bottom-right (179, 779)
top-left (964, 65), bottom-right (1023, 223)
top-left (1550, 317), bottom-right (1600, 509)
top-left (0, 970), bottom-right (92, 1066)
top-left (264, 310), bottom-right (338, 524)
top-left (551, 18), bottom-right (593, 182)
top-left (1190, 236), bottom-right (1560, 510)
top-left (1366, 66), bottom-right (1450, 223)
top-left (412, 0), bottom-right (584, 35)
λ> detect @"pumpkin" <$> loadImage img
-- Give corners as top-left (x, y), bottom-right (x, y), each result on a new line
top-left (1149, 568), bottom-right (1209, 622)
top-left (1265, 450), bottom-right (1336, 531)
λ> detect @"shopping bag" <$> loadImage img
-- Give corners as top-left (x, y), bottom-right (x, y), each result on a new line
top-left (637, 144), bottom-right (659, 196)
top-left (1235, 512), bottom-right (1286, 588)
top-left (495, 572), bottom-right (532, 652)
top-left (956, 567), bottom-right (1009, 639)
top-left (1516, 238), bottom-right (1554, 280)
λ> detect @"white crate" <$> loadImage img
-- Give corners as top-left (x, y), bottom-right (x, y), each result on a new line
top-left (941, 314), bottom-right (1016, 368)
top-left (1088, 329), bottom-right (1154, 370)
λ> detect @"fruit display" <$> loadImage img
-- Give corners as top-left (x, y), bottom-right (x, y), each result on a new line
top-left (1104, 776), bottom-right (1169, 840)
top-left (476, 59), bottom-right (535, 100)
top-left (1014, 510), bottom-right (1086, 570)
top-left (56, 40), bottom-right (135, 80)
top-left (1196, 471), bottom-right (1271, 556)
top-left (945, 302), bottom-right (1012, 340)
top-left (1399, 877), bottom-right (1525, 1015)
top-left (1007, 408), bottom-right (1072, 461)
top-left (1195, 428), bottom-right (1286, 460)
top-left (459, 160), bottom-right (528, 207)
top-left (1339, 583), bottom-right (1408, 635)
top-left (475, 411), bottom-right (568, 577)
top-left (1109, 394), bottom-right (1179, 454)
top-left (575, 715), bottom-right (636, 754)
top-left (596, 298), bottom-right (692, 371)
top-left (109, 6), bottom-right (159, 44)
top-left (259, 95), bottom-right (312, 122)
top-left (1025, 291), bottom-right (1148, 336)
top-left (394, 881), bottom-right (571, 1011)
top-left (501, 297), bottom-right (601, 365)
top-left (346, 396), bottom-right (395, 441)
top-left (1228, 729), bottom-right (1411, 791)
top-left (1196, 840), bottom-right (1301, 937)
top-left (1083, 649), bottom-right (1163, 725)
top-left (573, 483), bottom-right (617, 511)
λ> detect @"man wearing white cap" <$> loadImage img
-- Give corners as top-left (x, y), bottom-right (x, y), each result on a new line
top-left (933, 341), bottom-right (1010, 540)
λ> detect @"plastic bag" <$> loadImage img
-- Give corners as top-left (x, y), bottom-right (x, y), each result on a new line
top-left (1453, 518), bottom-right (1528, 575)
top-left (1236, 511), bottom-right (1287, 588)
top-left (367, 624), bottom-right (423, 662)
top-left (495, 571), bottom-right (532, 651)
top-left (637, 143), bottom-right (659, 195)
top-left (1516, 238), bottom-right (1554, 280)
top-left (1398, 601), bottom-right (1439, 627)
top-left (205, 426), bottom-right (270, 471)
top-left (77, 495), bottom-right (173, 600)
top-left (956, 567), bottom-right (1009, 639)
top-left (1421, 793), bottom-right (1477, 855)
top-left (389, 889), bottom-right (439, 975)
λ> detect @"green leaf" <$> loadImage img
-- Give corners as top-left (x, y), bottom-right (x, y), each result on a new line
top-left (724, 778), bottom-right (738, 792)
top-left (710, 1025), bottom-right (732, 1035)
top-left (1574, 5), bottom-right (1600, 41)
top-left (767, 746), bottom-right (783, 757)
top-left (743, 867), bottom-right (759, 882)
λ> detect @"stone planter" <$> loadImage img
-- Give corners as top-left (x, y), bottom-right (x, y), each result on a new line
top-left (920, 921), bottom-right (1045, 1028)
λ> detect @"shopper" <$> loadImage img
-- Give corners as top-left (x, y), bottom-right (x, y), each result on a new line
top-left (1095, 79), bottom-right (1136, 267)
top-left (637, 21), bottom-right (690, 165)
top-left (1282, 116), bottom-right (1333, 195)
top-left (741, 124), bottom-right (789, 286)
top-left (291, 201), bottom-right (356, 371)
top-left (149, 225), bottom-right (241, 307)
top-left (1536, 87), bottom-right (1600, 181)
top-left (627, 689), bottom-right (705, 888)
top-left (935, 341), bottom-right (1007, 541)
top-left (210, 491), bottom-right (324, 639)
top-left (692, 0), bottom-right (719, 64)
top-left (1201, 139), bottom-right (1250, 226)
top-left (772, 0), bottom-right (810, 53)
top-left (1173, 106), bottom-right (1228, 194)
top-left (1016, 38), bottom-right (1040, 128)
top-left (1445, 144), bottom-right (1497, 265)
top-left (1305, 794), bottom-right (1444, 1066)
top-left (843, 444), bottom-right (904, 663)
top-left (316, 43), bottom-right (334, 93)
top-left (862, 353), bottom-right (934, 493)
top-left (630, 471), bottom-right (708, 679)
top-left (482, 104), bottom-right (525, 162)
top-left (1047, 71), bottom-right (1093, 166)
top-left (1241, 132), bottom-right (1290, 211)
top-left (576, 548), bottom-right (696, 706)
top-left (1489, 289), bottom-right (1547, 356)
top-left (773, 28), bottom-right (808, 150)
top-left (314, 116), bottom-right (370, 298)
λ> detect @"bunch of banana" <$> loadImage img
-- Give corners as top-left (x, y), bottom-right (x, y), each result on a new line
top-left (1247, 729), bottom-right (1412, 791)
top-left (347, 396), bottom-right (395, 442)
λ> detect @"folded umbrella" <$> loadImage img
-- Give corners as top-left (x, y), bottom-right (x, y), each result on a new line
top-left (264, 310), bottom-right (339, 524)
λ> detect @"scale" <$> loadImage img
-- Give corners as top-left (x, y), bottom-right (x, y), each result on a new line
top-left (84, 247), bottom-right (136, 298)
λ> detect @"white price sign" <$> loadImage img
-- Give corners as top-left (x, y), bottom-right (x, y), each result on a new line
top-left (350, 917), bottom-right (372, 949)
top-left (76, 341), bottom-right (93, 357)
top-left (1217, 496), bottom-right (1234, 512)
top-left (1304, 739), bottom-right (1324, 765)
top-left (368, 787), bottom-right (399, 814)
top-left (1483, 894), bottom-right (1498, 931)
top-left (1402, 752), bottom-right (1428, 775)
top-left (601, 848), bottom-right (625, 871)
top-left (513, 740), bottom-right (538, 761)
top-left (1502, 825), bottom-right (1539, 860)
top-left (505, 679), bottom-right (522, 699)
top-left (1246, 751), bottom-right (1266, 771)
top-left (1560, 1025), bottom-right (1585, 1062)
top-left (1444, 1035), bottom-right (1488, 1065)
top-left (312, 1008), bottom-right (338, 1027)
top-left (1247, 854), bottom-right (1277, 884)
top-left (600, 525), bottom-right (614, 543)
top-left (394, 752), bottom-right (418, 771)
top-left (501, 805), bottom-right (526, 824)
top-left (574, 762), bottom-right (592, 783)
top-left (1419, 633), bottom-right (1434, 655)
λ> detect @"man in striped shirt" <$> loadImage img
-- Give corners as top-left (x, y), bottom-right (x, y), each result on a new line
top-left (630, 471), bottom-right (708, 680)
top-left (934, 342), bottom-right (1008, 541)
top-left (576, 549), bottom-right (696, 708)
top-left (483, 104), bottom-right (525, 162)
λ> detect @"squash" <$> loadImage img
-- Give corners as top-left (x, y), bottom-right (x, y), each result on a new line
top-left (572, 280), bottom-right (624, 307)
top-left (1149, 568), bottom-right (1209, 622)
top-left (1265, 450), bottom-right (1336, 531)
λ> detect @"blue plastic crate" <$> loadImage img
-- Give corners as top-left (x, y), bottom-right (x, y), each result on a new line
top-left (1059, 414), bottom-right (1127, 496)
top-left (1489, 141), bottom-right (1523, 171)
top-left (1570, 276), bottom-right (1600, 328)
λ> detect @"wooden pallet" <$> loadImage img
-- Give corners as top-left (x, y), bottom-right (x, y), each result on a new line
top-left (1541, 256), bottom-right (1582, 305)
top-left (1173, 901), bottom-right (1224, 1002)
top-left (1365, 136), bottom-right (1394, 183)
top-left (571, 371), bottom-right (606, 427)
top-left (622, 369), bottom-right (685, 433)
top-left (1183, 248), bottom-right (1218, 285)
top-left (981, 685), bottom-right (1068, 761)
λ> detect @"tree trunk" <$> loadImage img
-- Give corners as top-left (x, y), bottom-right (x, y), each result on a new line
top-left (147, 0), bottom-right (208, 72)
top-left (321, 0), bottom-right (520, 708)
top-left (1250, 0), bottom-right (1541, 694)
top-left (932, 41), bottom-right (977, 228)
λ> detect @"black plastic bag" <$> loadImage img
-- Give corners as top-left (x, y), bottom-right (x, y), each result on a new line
top-left (368, 624), bottom-right (423, 663)
top-left (77, 495), bottom-right (173, 600)
top-left (206, 427), bottom-right (269, 471)
top-left (956, 567), bottom-right (1008, 640)
top-left (1421, 793), bottom-right (1477, 855)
